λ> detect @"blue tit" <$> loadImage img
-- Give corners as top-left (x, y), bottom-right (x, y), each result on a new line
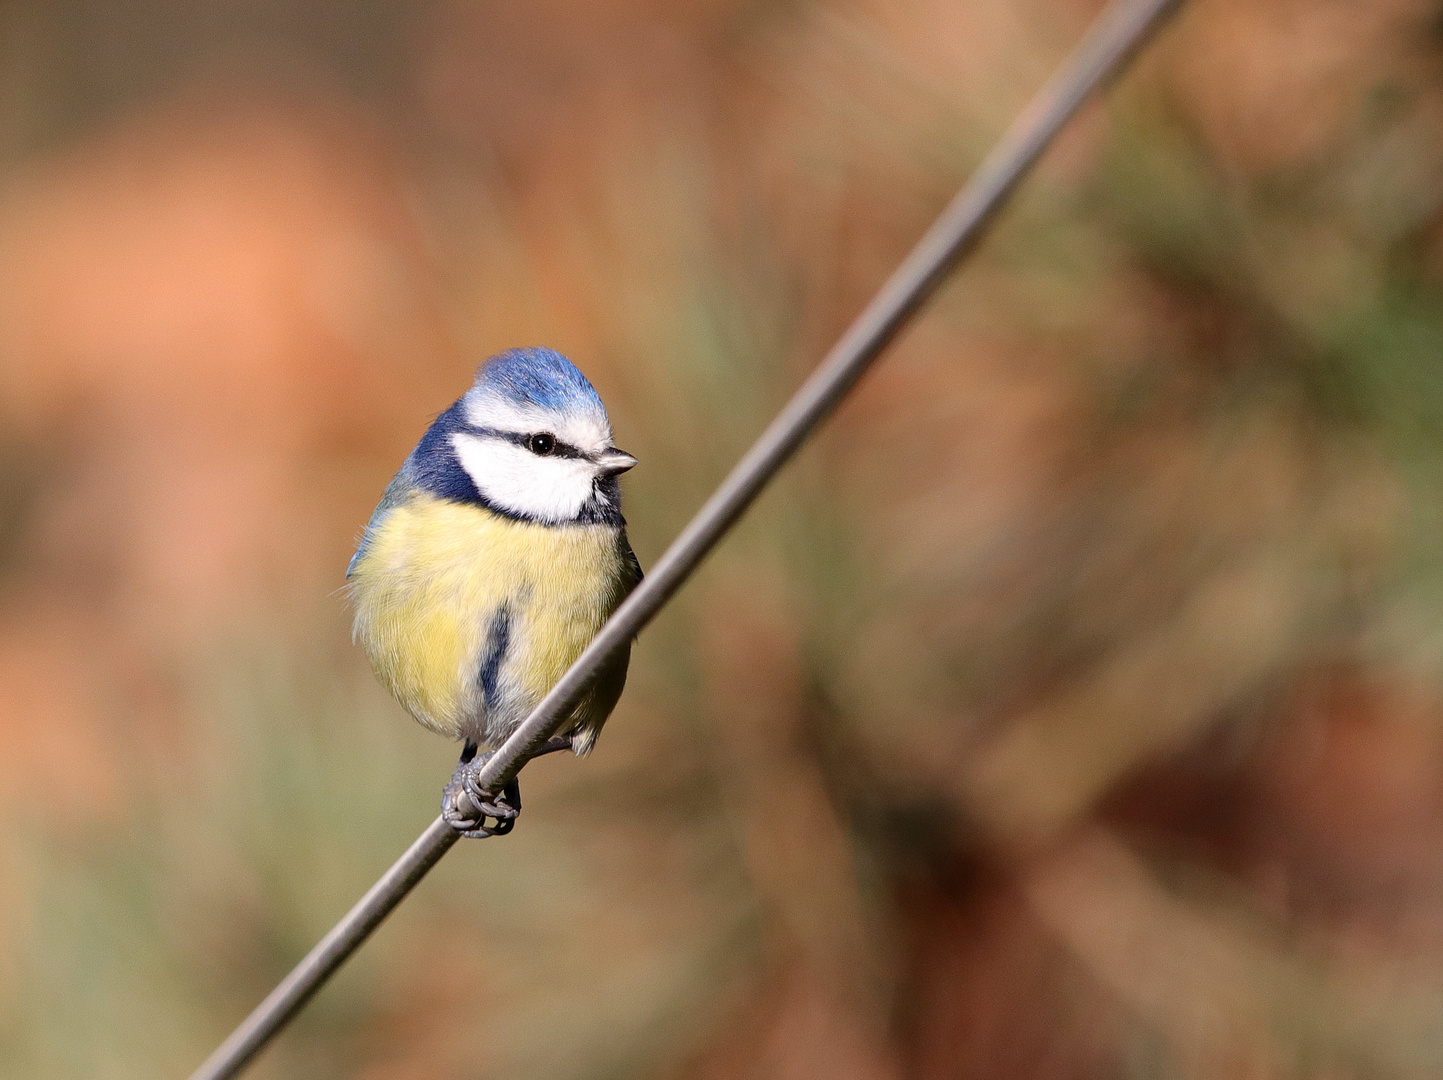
top-left (347, 347), bottom-right (641, 836)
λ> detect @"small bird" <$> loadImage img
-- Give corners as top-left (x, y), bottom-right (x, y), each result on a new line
top-left (347, 347), bottom-right (641, 837)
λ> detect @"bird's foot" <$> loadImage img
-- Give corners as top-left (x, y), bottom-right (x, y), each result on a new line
top-left (535, 733), bottom-right (576, 757)
top-left (442, 745), bottom-right (521, 838)
top-left (440, 734), bottom-right (576, 838)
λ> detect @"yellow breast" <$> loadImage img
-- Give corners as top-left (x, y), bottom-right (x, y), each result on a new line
top-left (348, 492), bottom-right (635, 742)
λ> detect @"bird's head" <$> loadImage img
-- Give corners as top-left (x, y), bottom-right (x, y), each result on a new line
top-left (406, 347), bottom-right (636, 525)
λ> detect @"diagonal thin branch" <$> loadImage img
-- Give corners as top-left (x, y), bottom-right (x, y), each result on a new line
top-left (184, 1), bottom-right (1183, 1076)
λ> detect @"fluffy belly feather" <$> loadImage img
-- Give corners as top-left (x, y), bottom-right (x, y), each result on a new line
top-left (348, 493), bottom-right (636, 745)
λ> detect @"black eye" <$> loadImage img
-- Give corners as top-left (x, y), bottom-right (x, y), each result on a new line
top-left (527, 433), bottom-right (556, 456)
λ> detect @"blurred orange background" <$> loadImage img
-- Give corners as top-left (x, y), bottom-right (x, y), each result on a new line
top-left (2, 1), bottom-right (1443, 1077)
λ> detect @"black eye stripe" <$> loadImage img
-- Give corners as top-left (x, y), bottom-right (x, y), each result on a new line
top-left (462, 426), bottom-right (586, 459)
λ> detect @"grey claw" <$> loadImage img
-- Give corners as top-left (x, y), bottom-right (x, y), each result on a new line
top-left (442, 747), bottom-right (521, 838)
top-left (441, 778), bottom-right (482, 830)
top-left (537, 734), bottom-right (575, 757)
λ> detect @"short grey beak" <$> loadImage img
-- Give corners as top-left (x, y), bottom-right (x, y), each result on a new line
top-left (596, 448), bottom-right (638, 475)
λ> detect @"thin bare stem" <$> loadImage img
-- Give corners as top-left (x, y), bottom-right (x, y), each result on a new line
top-left (184, 2), bottom-right (1183, 1076)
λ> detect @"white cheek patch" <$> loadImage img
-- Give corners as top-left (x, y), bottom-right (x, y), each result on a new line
top-left (451, 433), bottom-right (599, 523)
top-left (464, 393), bottom-right (613, 456)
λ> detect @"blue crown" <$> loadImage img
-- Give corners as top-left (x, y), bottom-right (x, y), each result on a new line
top-left (471, 347), bottom-right (606, 416)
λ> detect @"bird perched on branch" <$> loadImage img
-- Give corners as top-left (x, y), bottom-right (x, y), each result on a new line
top-left (347, 347), bottom-right (641, 837)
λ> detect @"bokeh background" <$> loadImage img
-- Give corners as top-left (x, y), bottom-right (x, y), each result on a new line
top-left (0, 0), bottom-right (1440, 1077)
